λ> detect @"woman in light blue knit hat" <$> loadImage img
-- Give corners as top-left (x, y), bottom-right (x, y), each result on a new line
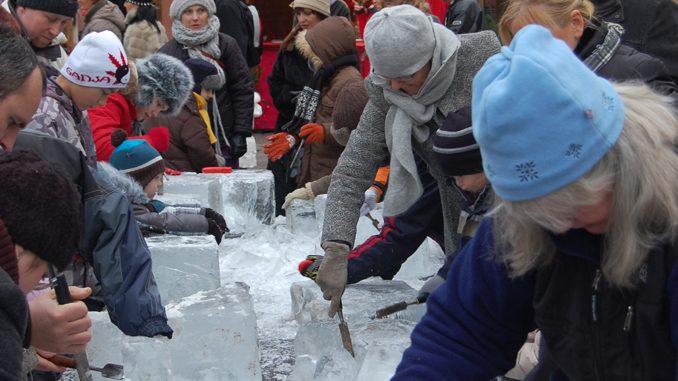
top-left (392, 25), bottom-right (678, 381)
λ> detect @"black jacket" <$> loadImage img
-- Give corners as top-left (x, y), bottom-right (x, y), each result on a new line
top-left (267, 45), bottom-right (315, 131)
top-left (0, 268), bottom-right (29, 380)
top-left (575, 21), bottom-right (676, 96)
top-left (591, 0), bottom-right (678, 85)
top-left (15, 131), bottom-right (173, 338)
top-left (444, 0), bottom-right (486, 34)
top-left (534, 230), bottom-right (677, 380)
top-left (159, 34), bottom-right (254, 148)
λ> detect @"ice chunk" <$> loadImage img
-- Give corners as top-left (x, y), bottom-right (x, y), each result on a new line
top-left (122, 336), bottom-right (172, 381)
top-left (355, 346), bottom-right (405, 381)
top-left (239, 136), bottom-right (258, 168)
top-left (286, 199), bottom-right (318, 238)
top-left (166, 283), bottom-right (261, 381)
top-left (292, 319), bottom-right (415, 380)
top-left (313, 347), bottom-right (359, 381)
top-left (393, 237), bottom-right (446, 281)
top-left (146, 235), bottom-right (220, 304)
top-left (291, 355), bottom-right (316, 381)
top-left (86, 311), bottom-right (124, 381)
top-left (290, 278), bottom-right (416, 325)
top-left (314, 194), bottom-right (327, 232)
top-left (219, 169), bottom-right (275, 235)
top-left (162, 173), bottom-right (222, 213)
top-left (353, 216), bottom-right (380, 248)
top-left (154, 194), bottom-right (203, 207)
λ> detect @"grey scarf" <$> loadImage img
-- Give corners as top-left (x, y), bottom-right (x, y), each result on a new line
top-left (373, 22), bottom-right (460, 216)
top-left (172, 16), bottom-right (229, 152)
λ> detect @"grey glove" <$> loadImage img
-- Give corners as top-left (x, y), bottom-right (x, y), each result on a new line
top-left (316, 241), bottom-right (350, 318)
top-left (418, 275), bottom-right (445, 298)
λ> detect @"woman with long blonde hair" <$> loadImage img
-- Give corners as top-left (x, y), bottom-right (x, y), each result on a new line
top-left (391, 25), bottom-right (678, 380)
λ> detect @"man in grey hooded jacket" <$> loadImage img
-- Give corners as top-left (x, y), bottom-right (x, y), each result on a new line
top-left (316, 5), bottom-right (501, 317)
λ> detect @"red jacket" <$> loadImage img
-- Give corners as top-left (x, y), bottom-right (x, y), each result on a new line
top-left (89, 93), bottom-right (137, 162)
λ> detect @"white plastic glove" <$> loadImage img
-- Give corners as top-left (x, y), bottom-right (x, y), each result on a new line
top-left (360, 188), bottom-right (379, 216)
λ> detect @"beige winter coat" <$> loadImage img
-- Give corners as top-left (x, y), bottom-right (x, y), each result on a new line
top-left (123, 7), bottom-right (168, 62)
top-left (81, 0), bottom-right (126, 41)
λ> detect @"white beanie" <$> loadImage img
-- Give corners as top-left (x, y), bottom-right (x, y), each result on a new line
top-left (61, 31), bottom-right (130, 89)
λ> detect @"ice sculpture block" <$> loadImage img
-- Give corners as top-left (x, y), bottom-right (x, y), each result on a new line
top-left (146, 235), bottom-right (220, 304)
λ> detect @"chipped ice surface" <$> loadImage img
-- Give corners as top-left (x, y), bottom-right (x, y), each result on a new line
top-left (290, 279), bottom-right (417, 324)
top-left (145, 235), bottom-right (220, 304)
top-left (122, 336), bottom-right (172, 380)
top-left (219, 170), bottom-right (275, 235)
top-left (355, 346), bottom-right (405, 381)
top-left (162, 173), bottom-right (223, 213)
top-left (286, 199), bottom-right (319, 239)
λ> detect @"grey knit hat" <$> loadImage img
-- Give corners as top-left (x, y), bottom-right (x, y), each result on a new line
top-left (365, 5), bottom-right (436, 79)
top-left (289, 0), bottom-right (330, 17)
top-left (16, 0), bottom-right (78, 17)
top-left (169, 0), bottom-right (216, 19)
top-left (135, 53), bottom-right (194, 117)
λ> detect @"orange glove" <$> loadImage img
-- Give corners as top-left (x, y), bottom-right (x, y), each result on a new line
top-left (263, 132), bottom-right (297, 162)
top-left (299, 123), bottom-right (325, 145)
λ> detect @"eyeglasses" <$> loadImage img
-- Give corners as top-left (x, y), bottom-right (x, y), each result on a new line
top-left (372, 69), bottom-right (415, 82)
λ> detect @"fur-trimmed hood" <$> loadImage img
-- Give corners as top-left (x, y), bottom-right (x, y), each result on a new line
top-left (135, 53), bottom-right (194, 117)
top-left (99, 161), bottom-right (151, 205)
top-left (295, 29), bottom-right (323, 72)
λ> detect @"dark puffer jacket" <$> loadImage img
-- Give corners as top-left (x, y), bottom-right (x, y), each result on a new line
top-left (267, 28), bottom-right (317, 131)
top-left (590, 0), bottom-right (678, 85)
top-left (575, 20), bottom-right (676, 96)
top-left (159, 34), bottom-right (254, 149)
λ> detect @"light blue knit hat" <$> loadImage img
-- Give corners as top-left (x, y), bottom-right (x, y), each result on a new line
top-left (472, 25), bottom-right (625, 201)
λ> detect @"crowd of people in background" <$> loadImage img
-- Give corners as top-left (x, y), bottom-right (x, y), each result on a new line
top-left (2, 0), bottom-right (678, 379)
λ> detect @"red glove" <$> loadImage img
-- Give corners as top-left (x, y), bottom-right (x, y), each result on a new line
top-left (165, 168), bottom-right (182, 176)
top-left (299, 123), bottom-right (325, 145)
top-left (263, 132), bottom-right (297, 162)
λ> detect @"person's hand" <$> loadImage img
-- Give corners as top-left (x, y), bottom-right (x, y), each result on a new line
top-left (360, 187), bottom-right (379, 216)
top-left (290, 90), bottom-right (302, 105)
top-left (264, 133), bottom-right (297, 162)
top-left (33, 349), bottom-right (66, 373)
top-left (207, 218), bottom-right (224, 244)
top-left (299, 123), bottom-right (325, 145)
top-left (29, 287), bottom-right (92, 354)
top-left (354, 3), bottom-right (363, 11)
top-left (231, 134), bottom-right (248, 159)
top-left (204, 208), bottom-right (229, 233)
top-left (282, 188), bottom-right (312, 209)
top-left (418, 275), bottom-right (445, 298)
top-left (316, 241), bottom-right (350, 318)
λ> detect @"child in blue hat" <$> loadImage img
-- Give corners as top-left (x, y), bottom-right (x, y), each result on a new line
top-left (102, 135), bottom-right (228, 243)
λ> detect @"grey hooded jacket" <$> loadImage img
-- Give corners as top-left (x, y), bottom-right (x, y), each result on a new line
top-left (321, 31), bottom-right (501, 257)
top-left (25, 72), bottom-right (98, 169)
top-left (99, 161), bottom-right (210, 234)
top-left (15, 130), bottom-right (173, 338)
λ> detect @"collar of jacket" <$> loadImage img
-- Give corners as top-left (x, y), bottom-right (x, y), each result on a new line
top-left (45, 78), bottom-right (84, 124)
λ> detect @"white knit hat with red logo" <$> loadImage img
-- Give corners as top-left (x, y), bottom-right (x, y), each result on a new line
top-left (61, 31), bottom-right (130, 89)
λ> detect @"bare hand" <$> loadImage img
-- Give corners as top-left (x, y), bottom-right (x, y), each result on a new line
top-left (33, 349), bottom-right (66, 373)
top-left (29, 287), bottom-right (92, 354)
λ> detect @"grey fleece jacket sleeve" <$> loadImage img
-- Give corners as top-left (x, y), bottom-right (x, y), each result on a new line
top-left (321, 79), bottom-right (388, 248)
top-left (134, 206), bottom-right (209, 233)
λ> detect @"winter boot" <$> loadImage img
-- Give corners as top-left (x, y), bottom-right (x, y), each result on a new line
top-left (298, 255), bottom-right (323, 281)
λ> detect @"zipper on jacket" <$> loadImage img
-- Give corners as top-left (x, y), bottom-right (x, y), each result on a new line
top-left (591, 269), bottom-right (602, 381)
top-left (591, 270), bottom-right (602, 321)
top-left (623, 306), bottom-right (634, 332)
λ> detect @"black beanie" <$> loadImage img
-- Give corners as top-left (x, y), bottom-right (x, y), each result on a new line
top-left (0, 150), bottom-right (82, 271)
top-left (433, 106), bottom-right (483, 177)
top-left (16, 0), bottom-right (79, 18)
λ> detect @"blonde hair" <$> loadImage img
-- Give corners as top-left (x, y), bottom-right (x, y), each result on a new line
top-left (492, 82), bottom-right (678, 288)
top-left (379, 0), bottom-right (428, 12)
top-left (498, 0), bottom-right (595, 45)
top-left (118, 60), bottom-right (138, 102)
